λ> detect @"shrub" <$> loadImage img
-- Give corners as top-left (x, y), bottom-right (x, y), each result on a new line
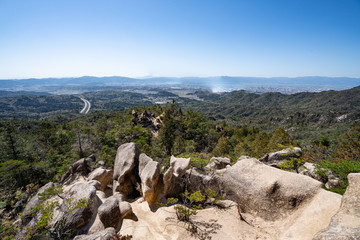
top-left (316, 160), bottom-right (360, 194)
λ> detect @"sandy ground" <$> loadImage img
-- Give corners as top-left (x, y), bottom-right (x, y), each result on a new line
top-left (119, 198), bottom-right (272, 240)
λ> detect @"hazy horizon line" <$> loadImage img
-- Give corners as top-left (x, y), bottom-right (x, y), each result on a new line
top-left (1, 75), bottom-right (360, 81)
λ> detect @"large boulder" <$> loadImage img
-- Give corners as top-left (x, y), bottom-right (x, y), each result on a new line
top-left (97, 193), bottom-right (124, 229)
top-left (21, 182), bottom-right (56, 225)
top-left (218, 158), bottom-right (321, 220)
top-left (205, 157), bottom-right (231, 171)
top-left (61, 155), bottom-right (96, 185)
top-left (51, 182), bottom-right (98, 235)
top-left (259, 147), bottom-right (302, 168)
top-left (163, 156), bottom-right (190, 197)
top-left (215, 158), bottom-right (342, 239)
top-left (87, 167), bottom-right (113, 192)
top-left (113, 143), bottom-right (140, 198)
top-left (73, 227), bottom-right (117, 240)
top-left (185, 168), bottom-right (219, 193)
top-left (138, 153), bottom-right (162, 205)
top-left (313, 173), bottom-right (360, 240)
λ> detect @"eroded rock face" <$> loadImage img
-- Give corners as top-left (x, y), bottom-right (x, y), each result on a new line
top-left (214, 158), bottom-right (342, 240)
top-left (98, 193), bottom-right (123, 229)
top-left (185, 168), bottom-right (219, 193)
top-left (259, 147), bottom-right (302, 168)
top-left (132, 110), bottom-right (162, 133)
top-left (88, 167), bottom-right (113, 192)
top-left (163, 156), bottom-right (190, 197)
top-left (61, 155), bottom-right (96, 185)
top-left (205, 157), bottom-right (231, 171)
top-left (73, 227), bottom-right (117, 240)
top-left (313, 173), bottom-right (360, 240)
top-left (113, 143), bottom-right (140, 198)
top-left (21, 182), bottom-right (56, 225)
top-left (138, 153), bottom-right (162, 205)
top-left (217, 158), bottom-right (322, 220)
top-left (52, 182), bottom-right (98, 234)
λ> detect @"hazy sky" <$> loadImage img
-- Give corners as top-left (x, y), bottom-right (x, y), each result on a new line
top-left (0, 0), bottom-right (359, 79)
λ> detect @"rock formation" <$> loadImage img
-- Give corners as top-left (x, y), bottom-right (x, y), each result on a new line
top-left (15, 142), bottom-right (360, 240)
top-left (138, 153), bottom-right (162, 205)
top-left (132, 110), bottom-right (162, 133)
top-left (61, 155), bottom-right (96, 185)
top-left (205, 156), bottom-right (231, 170)
top-left (163, 156), bottom-right (190, 197)
top-left (313, 173), bottom-right (360, 240)
top-left (113, 143), bottom-right (140, 198)
top-left (87, 167), bottom-right (113, 192)
top-left (259, 147), bottom-right (302, 168)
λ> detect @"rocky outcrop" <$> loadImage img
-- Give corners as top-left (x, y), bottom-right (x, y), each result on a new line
top-left (138, 153), bottom-right (162, 205)
top-left (259, 147), bottom-right (302, 168)
top-left (313, 173), bottom-right (360, 240)
top-left (215, 158), bottom-right (342, 239)
top-left (18, 143), bottom-right (354, 240)
top-left (205, 157), bottom-right (231, 171)
top-left (113, 143), bottom-right (140, 198)
top-left (163, 156), bottom-right (190, 197)
top-left (52, 182), bottom-right (98, 235)
top-left (61, 155), bottom-right (96, 185)
top-left (74, 227), bottom-right (118, 240)
top-left (185, 168), bottom-right (219, 193)
top-left (97, 193), bottom-right (124, 229)
top-left (88, 167), bottom-right (113, 192)
top-left (21, 182), bottom-right (56, 225)
top-left (217, 158), bottom-right (322, 219)
top-left (324, 170), bottom-right (340, 189)
top-left (132, 110), bottom-right (162, 133)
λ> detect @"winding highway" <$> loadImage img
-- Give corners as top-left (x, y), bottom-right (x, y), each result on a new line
top-left (80, 97), bottom-right (91, 114)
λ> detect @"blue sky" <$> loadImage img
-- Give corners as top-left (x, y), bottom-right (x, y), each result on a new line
top-left (0, 0), bottom-right (359, 79)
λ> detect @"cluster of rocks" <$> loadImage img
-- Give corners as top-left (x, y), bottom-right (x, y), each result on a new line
top-left (14, 143), bottom-right (360, 240)
top-left (131, 110), bottom-right (162, 134)
top-left (258, 147), bottom-right (340, 189)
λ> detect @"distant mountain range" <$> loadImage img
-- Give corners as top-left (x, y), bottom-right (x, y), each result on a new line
top-left (1, 76), bottom-right (359, 94)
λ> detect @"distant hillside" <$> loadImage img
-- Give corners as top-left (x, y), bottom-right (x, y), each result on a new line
top-left (0, 86), bottom-right (359, 143)
top-left (0, 90), bottom-right (50, 97)
top-left (184, 86), bottom-right (360, 142)
top-left (0, 95), bottom-right (82, 118)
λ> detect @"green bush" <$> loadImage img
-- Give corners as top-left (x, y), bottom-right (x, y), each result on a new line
top-left (316, 160), bottom-right (360, 194)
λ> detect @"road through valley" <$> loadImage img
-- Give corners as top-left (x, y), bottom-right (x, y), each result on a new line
top-left (80, 97), bottom-right (91, 114)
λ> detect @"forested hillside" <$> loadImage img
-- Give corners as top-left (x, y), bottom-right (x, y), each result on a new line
top-left (184, 86), bottom-right (360, 142)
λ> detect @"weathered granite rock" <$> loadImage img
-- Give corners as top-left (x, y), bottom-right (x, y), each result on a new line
top-left (185, 168), bottom-right (219, 193)
top-left (238, 155), bottom-right (252, 161)
top-left (113, 143), bottom-right (140, 197)
top-left (61, 155), bottom-right (96, 185)
top-left (132, 110), bottom-right (162, 132)
top-left (138, 153), bottom-right (162, 205)
top-left (299, 162), bottom-right (319, 179)
top-left (88, 167), bottom-right (113, 192)
top-left (87, 180), bottom-right (102, 191)
top-left (163, 156), bottom-right (190, 197)
top-left (52, 182), bottom-right (98, 234)
top-left (21, 182), bottom-right (56, 225)
top-left (205, 157), bottom-right (231, 170)
top-left (313, 173), bottom-right (360, 240)
top-left (215, 158), bottom-right (342, 240)
top-left (217, 157), bottom-right (321, 220)
top-left (259, 147), bottom-right (302, 168)
top-left (73, 227), bottom-right (117, 240)
top-left (324, 170), bottom-right (340, 189)
top-left (98, 193), bottom-right (123, 229)
top-left (119, 201), bottom-right (133, 219)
